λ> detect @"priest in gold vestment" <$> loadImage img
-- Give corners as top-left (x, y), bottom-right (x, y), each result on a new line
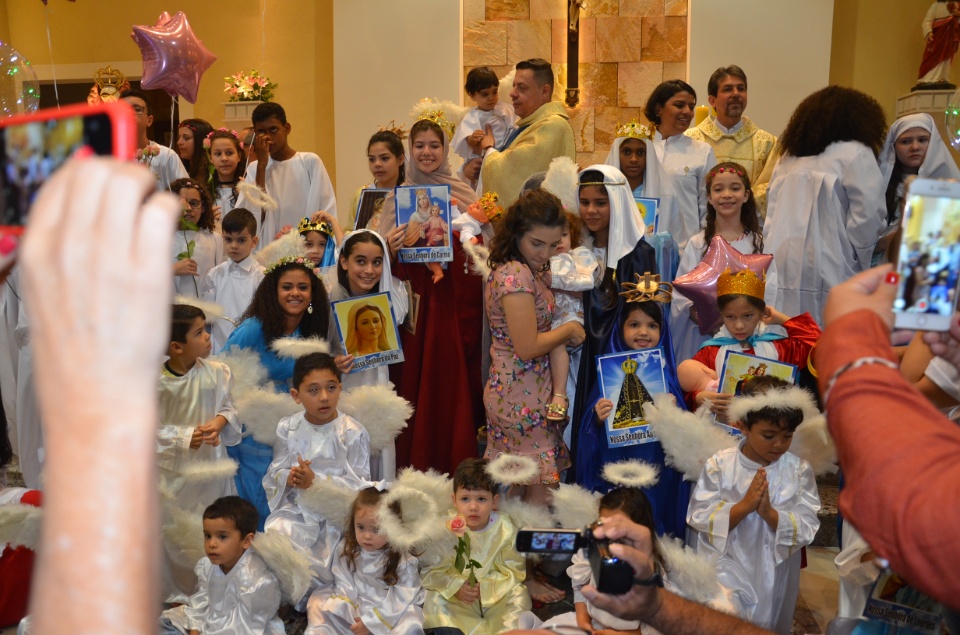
top-left (686, 66), bottom-right (778, 218)
top-left (473, 58), bottom-right (576, 207)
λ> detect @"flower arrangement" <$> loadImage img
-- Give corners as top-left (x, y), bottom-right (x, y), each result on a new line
top-left (447, 514), bottom-right (484, 616)
top-left (223, 70), bottom-right (277, 102)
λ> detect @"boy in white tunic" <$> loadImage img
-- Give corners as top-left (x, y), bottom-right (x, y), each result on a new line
top-left (160, 496), bottom-right (284, 635)
top-left (237, 102), bottom-right (337, 246)
top-left (159, 304), bottom-right (241, 602)
top-left (203, 208), bottom-right (264, 352)
top-left (120, 88), bottom-right (188, 191)
top-left (263, 352), bottom-right (374, 596)
top-left (687, 378), bottom-right (820, 634)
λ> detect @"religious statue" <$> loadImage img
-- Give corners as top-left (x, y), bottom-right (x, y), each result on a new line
top-left (916, 0), bottom-right (960, 90)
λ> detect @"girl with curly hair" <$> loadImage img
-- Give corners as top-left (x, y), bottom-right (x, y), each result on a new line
top-left (223, 258), bottom-right (332, 527)
top-left (762, 86), bottom-right (888, 324)
top-left (170, 178), bottom-right (222, 298)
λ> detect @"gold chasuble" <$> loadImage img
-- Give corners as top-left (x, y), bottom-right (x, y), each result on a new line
top-left (480, 101), bottom-right (576, 207)
top-left (686, 116), bottom-right (777, 217)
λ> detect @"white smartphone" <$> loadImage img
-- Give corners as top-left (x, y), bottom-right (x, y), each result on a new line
top-left (893, 177), bottom-right (960, 331)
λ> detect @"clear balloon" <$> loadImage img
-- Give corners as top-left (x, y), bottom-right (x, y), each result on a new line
top-left (0, 41), bottom-right (40, 119)
top-left (946, 87), bottom-right (960, 151)
top-left (672, 235), bottom-right (774, 335)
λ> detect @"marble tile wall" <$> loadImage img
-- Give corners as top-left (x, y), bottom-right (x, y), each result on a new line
top-left (463, 0), bottom-right (688, 166)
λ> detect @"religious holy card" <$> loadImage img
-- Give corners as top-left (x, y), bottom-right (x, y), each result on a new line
top-left (355, 188), bottom-right (389, 231)
top-left (635, 197), bottom-right (659, 235)
top-left (596, 349), bottom-right (667, 449)
top-left (331, 291), bottom-right (405, 373)
top-left (861, 567), bottom-right (942, 634)
top-left (394, 184), bottom-right (453, 264)
top-left (716, 352), bottom-right (798, 436)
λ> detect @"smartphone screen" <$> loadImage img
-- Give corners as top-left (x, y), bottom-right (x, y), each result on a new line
top-left (895, 189), bottom-right (960, 328)
top-left (515, 529), bottom-right (581, 553)
top-left (0, 112), bottom-right (113, 228)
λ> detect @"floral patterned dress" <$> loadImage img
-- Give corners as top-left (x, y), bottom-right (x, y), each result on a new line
top-left (483, 260), bottom-right (570, 484)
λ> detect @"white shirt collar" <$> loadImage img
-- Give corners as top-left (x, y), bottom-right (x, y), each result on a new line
top-left (230, 254), bottom-right (258, 272)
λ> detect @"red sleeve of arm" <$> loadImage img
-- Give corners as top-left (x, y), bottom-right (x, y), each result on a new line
top-left (775, 312), bottom-right (822, 368)
top-left (816, 309), bottom-right (960, 606)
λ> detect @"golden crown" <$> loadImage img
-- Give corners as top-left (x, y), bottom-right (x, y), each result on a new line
top-left (479, 192), bottom-right (505, 222)
top-left (377, 119), bottom-right (408, 140)
top-left (615, 120), bottom-right (653, 141)
top-left (94, 65), bottom-right (128, 99)
top-left (297, 216), bottom-right (333, 237)
top-left (717, 268), bottom-right (766, 300)
top-left (621, 357), bottom-right (639, 374)
top-left (619, 272), bottom-right (673, 304)
top-left (415, 100), bottom-right (456, 140)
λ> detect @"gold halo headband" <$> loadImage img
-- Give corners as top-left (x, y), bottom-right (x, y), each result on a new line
top-left (619, 272), bottom-right (673, 304)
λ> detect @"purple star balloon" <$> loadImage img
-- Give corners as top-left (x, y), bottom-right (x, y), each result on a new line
top-left (131, 12), bottom-right (217, 104)
top-left (672, 235), bottom-right (774, 335)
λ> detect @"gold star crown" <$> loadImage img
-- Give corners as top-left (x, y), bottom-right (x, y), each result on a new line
top-left (615, 119), bottom-right (653, 141)
top-left (297, 216), bottom-right (333, 237)
top-left (377, 119), bottom-right (408, 141)
top-left (619, 272), bottom-right (673, 304)
top-left (717, 268), bottom-right (766, 300)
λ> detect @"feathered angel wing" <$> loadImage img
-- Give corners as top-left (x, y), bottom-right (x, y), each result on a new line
top-left (252, 531), bottom-right (314, 605)
top-left (299, 478), bottom-right (359, 534)
top-left (211, 346), bottom-right (269, 395)
top-left (0, 504), bottom-right (42, 550)
top-left (542, 156), bottom-right (580, 214)
top-left (338, 382), bottom-right (412, 453)
top-left (789, 414), bottom-right (838, 476)
top-left (461, 240), bottom-right (491, 279)
top-left (234, 387), bottom-right (302, 445)
top-left (550, 483), bottom-right (601, 530)
top-left (174, 295), bottom-right (227, 322)
top-left (646, 393), bottom-right (737, 481)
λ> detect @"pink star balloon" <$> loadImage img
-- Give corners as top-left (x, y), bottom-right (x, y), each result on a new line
top-left (131, 12), bottom-right (217, 104)
top-left (672, 235), bottom-right (774, 335)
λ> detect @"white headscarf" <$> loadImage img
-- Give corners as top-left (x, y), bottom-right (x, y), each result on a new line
top-left (604, 137), bottom-right (663, 199)
top-left (878, 113), bottom-right (960, 185)
top-left (330, 228), bottom-right (409, 323)
top-left (579, 163), bottom-right (646, 270)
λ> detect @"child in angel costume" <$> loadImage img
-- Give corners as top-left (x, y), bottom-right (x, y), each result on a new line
top-left (420, 458), bottom-right (531, 635)
top-left (519, 482), bottom-right (736, 633)
top-left (574, 273), bottom-right (691, 539)
top-left (158, 304), bottom-right (241, 602)
top-left (262, 353), bottom-right (378, 603)
top-left (686, 378), bottom-right (822, 634)
top-left (160, 497), bottom-right (285, 635)
top-left (306, 487), bottom-right (425, 635)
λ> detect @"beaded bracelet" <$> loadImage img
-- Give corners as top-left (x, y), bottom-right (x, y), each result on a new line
top-left (822, 356), bottom-right (899, 404)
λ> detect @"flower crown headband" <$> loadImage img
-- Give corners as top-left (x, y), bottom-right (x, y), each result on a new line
top-left (262, 255), bottom-right (322, 278)
top-left (620, 272), bottom-right (673, 304)
top-left (707, 164), bottom-right (746, 186)
top-left (202, 127), bottom-right (240, 150)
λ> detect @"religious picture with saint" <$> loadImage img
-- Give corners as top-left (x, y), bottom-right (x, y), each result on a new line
top-left (331, 291), bottom-right (405, 373)
top-left (394, 184), bottom-right (453, 263)
top-left (597, 349), bottom-right (667, 448)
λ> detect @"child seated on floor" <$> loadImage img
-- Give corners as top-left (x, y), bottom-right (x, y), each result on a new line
top-left (686, 377), bottom-right (821, 634)
top-left (262, 353), bottom-right (375, 603)
top-left (307, 487), bottom-right (425, 634)
top-left (160, 496), bottom-right (284, 635)
top-left (421, 458), bottom-right (530, 635)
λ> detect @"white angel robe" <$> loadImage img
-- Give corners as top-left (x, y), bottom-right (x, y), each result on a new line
top-left (158, 358), bottom-right (242, 601)
top-left (762, 141), bottom-right (886, 325)
top-left (653, 131), bottom-right (718, 251)
top-left (13, 283), bottom-right (41, 490)
top-left (173, 228), bottom-right (224, 299)
top-left (160, 550), bottom-right (285, 635)
top-left (147, 141), bottom-right (189, 191)
top-left (203, 255), bottom-right (266, 353)
top-left (306, 543), bottom-right (425, 635)
top-left (670, 231), bottom-right (781, 363)
top-left (451, 103), bottom-right (518, 161)
top-left (215, 184), bottom-right (239, 221)
top-left (687, 442), bottom-right (820, 634)
top-left (262, 411), bottom-right (373, 586)
top-left (237, 152), bottom-right (338, 247)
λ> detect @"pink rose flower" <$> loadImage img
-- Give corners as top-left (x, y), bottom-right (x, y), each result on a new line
top-left (447, 514), bottom-right (467, 537)
top-left (504, 275), bottom-right (515, 287)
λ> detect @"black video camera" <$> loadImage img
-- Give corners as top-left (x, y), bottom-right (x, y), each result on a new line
top-left (515, 524), bottom-right (634, 595)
